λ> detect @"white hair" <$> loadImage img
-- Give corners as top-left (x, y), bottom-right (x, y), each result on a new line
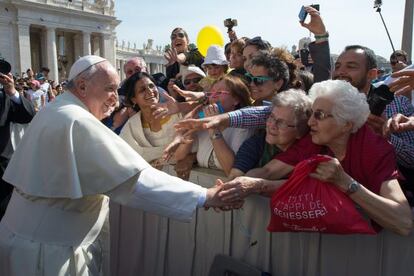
top-left (308, 80), bottom-right (370, 133)
top-left (123, 57), bottom-right (147, 73)
top-left (272, 89), bottom-right (312, 136)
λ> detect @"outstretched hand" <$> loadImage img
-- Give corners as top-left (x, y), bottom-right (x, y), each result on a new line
top-left (172, 85), bottom-right (206, 102)
top-left (151, 92), bottom-right (180, 119)
top-left (389, 69), bottom-right (414, 96)
top-left (162, 129), bottom-right (195, 162)
top-left (174, 112), bottom-right (229, 133)
top-left (164, 48), bottom-right (178, 66)
top-left (300, 6), bottom-right (327, 36)
top-left (204, 179), bottom-right (244, 210)
top-left (218, 176), bottom-right (262, 202)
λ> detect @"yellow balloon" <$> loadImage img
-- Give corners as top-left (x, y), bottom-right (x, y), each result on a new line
top-left (196, 25), bottom-right (225, 57)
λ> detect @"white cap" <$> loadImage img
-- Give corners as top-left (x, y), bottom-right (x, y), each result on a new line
top-left (202, 45), bottom-right (228, 67)
top-left (181, 65), bottom-right (206, 81)
top-left (68, 55), bottom-right (107, 81)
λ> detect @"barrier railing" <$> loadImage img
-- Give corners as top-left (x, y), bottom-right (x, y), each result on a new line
top-left (110, 165), bottom-right (414, 276)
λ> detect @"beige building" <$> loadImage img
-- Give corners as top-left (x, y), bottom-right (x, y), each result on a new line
top-left (0, 0), bottom-right (165, 82)
top-left (116, 38), bottom-right (166, 80)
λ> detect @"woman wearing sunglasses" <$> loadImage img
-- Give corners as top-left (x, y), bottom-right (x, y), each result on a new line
top-left (245, 51), bottom-right (290, 106)
top-left (220, 80), bottom-right (412, 235)
top-left (165, 27), bottom-right (204, 82)
top-left (174, 75), bottom-right (254, 176)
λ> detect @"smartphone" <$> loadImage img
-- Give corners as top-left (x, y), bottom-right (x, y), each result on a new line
top-left (298, 4), bottom-right (320, 22)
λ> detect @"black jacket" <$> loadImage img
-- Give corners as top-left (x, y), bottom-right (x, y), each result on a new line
top-left (0, 90), bottom-right (35, 158)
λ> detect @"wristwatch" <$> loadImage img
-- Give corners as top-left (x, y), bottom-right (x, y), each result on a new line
top-left (210, 129), bottom-right (223, 140)
top-left (346, 178), bottom-right (360, 195)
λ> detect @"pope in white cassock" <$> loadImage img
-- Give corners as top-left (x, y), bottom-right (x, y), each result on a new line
top-left (0, 56), bottom-right (232, 276)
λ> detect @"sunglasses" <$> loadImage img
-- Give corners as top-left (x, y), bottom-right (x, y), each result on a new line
top-left (183, 77), bottom-right (202, 86)
top-left (311, 109), bottom-right (334, 121)
top-left (170, 32), bottom-right (185, 40)
top-left (267, 114), bottom-right (296, 130)
top-left (245, 72), bottom-right (274, 86)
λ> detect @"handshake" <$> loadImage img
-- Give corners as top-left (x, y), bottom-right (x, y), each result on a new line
top-left (203, 177), bottom-right (264, 211)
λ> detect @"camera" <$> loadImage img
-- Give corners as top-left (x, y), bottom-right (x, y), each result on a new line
top-left (298, 37), bottom-right (312, 67)
top-left (0, 59), bottom-right (11, 75)
top-left (367, 84), bottom-right (394, 116)
top-left (300, 48), bottom-right (312, 67)
top-left (224, 18), bottom-right (238, 31)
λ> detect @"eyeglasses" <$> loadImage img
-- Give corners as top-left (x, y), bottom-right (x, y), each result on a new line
top-left (310, 109), bottom-right (334, 121)
top-left (170, 32), bottom-right (185, 40)
top-left (183, 77), bottom-right (202, 86)
top-left (267, 115), bottom-right (296, 130)
top-left (245, 72), bottom-right (274, 86)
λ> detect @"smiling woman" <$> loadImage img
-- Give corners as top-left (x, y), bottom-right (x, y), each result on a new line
top-left (165, 27), bottom-right (204, 82)
top-left (120, 72), bottom-right (182, 167)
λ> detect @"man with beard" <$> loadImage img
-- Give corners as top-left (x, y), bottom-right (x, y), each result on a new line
top-left (333, 45), bottom-right (414, 170)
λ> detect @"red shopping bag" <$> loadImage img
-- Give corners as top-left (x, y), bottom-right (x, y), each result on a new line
top-left (268, 155), bottom-right (376, 234)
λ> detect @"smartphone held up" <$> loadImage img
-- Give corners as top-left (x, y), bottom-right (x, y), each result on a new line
top-left (298, 4), bottom-right (320, 22)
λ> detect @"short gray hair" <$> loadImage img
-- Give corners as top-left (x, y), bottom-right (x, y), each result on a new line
top-left (123, 57), bottom-right (147, 73)
top-left (308, 80), bottom-right (369, 133)
top-left (66, 64), bottom-right (100, 91)
top-left (272, 89), bottom-right (312, 136)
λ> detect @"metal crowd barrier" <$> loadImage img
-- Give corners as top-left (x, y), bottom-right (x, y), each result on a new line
top-left (110, 165), bottom-right (414, 276)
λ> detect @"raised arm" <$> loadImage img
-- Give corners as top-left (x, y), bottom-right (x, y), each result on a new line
top-left (301, 6), bottom-right (331, 82)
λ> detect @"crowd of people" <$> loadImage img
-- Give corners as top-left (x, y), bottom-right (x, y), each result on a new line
top-left (1, 5), bottom-right (414, 275)
top-left (12, 67), bottom-right (65, 111)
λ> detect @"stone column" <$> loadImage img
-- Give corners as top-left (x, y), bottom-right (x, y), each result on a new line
top-left (82, 31), bottom-right (91, 56)
top-left (402, 0), bottom-right (413, 61)
top-left (100, 33), bottom-right (115, 65)
top-left (46, 26), bottom-right (58, 82)
top-left (120, 59), bottom-right (125, 80)
top-left (73, 34), bottom-right (81, 61)
top-left (92, 35), bottom-right (100, 56)
top-left (16, 22), bottom-right (31, 75)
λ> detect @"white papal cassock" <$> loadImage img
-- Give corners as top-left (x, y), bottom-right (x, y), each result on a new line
top-left (0, 91), bottom-right (206, 276)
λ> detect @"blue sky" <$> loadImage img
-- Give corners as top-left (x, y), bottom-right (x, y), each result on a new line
top-left (115, 0), bottom-right (412, 60)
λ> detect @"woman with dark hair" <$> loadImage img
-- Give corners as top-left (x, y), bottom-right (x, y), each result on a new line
top-left (165, 27), bottom-right (204, 81)
top-left (120, 72), bottom-right (181, 169)
top-left (246, 51), bottom-right (290, 106)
